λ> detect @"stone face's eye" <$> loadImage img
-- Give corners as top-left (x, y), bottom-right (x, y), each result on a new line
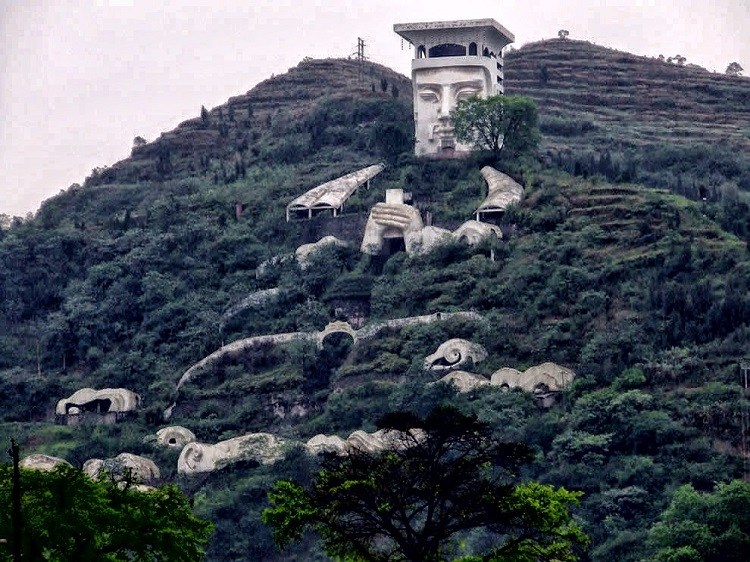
top-left (455, 87), bottom-right (481, 101)
top-left (418, 89), bottom-right (440, 103)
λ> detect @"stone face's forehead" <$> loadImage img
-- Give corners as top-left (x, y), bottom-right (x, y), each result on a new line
top-left (415, 66), bottom-right (487, 84)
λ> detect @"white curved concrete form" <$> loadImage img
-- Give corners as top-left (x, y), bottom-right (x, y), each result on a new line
top-left (20, 454), bottom-right (73, 471)
top-left (490, 362), bottom-right (575, 393)
top-left (83, 453), bottom-right (161, 484)
top-left (155, 426), bottom-right (197, 448)
top-left (424, 339), bottom-right (488, 371)
top-left (56, 388), bottom-right (140, 416)
top-left (172, 311), bottom-right (481, 397)
top-left (295, 236), bottom-right (348, 268)
top-left (178, 433), bottom-right (287, 474)
top-left (453, 220), bottom-right (502, 245)
top-left (476, 166), bottom-right (523, 221)
top-left (432, 370), bottom-right (492, 392)
top-left (394, 19), bottom-right (514, 157)
top-left (287, 163), bottom-right (385, 220)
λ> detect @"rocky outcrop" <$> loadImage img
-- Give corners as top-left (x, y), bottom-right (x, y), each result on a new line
top-left (424, 339), bottom-right (488, 371)
top-left (83, 453), bottom-right (160, 484)
top-left (178, 433), bottom-right (287, 474)
top-left (20, 454), bottom-right (72, 471)
top-left (306, 428), bottom-right (423, 455)
top-left (56, 388), bottom-right (140, 416)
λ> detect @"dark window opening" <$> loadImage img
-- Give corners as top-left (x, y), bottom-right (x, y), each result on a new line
top-left (469, 42), bottom-right (477, 56)
top-left (429, 43), bottom-right (466, 58)
top-left (483, 47), bottom-right (490, 57)
top-left (417, 45), bottom-right (427, 58)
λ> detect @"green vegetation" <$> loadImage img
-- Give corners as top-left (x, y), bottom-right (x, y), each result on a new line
top-left (451, 95), bottom-right (540, 160)
top-left (263, 407), bottom-right (587, 562)
top-left (1, 51), bottom-right (749, 561)
top-left (0, 464), bottom-right (213, 561)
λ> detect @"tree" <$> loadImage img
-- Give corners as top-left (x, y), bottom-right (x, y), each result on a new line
top-left (0, 463), bottom-right (213, 561)
top-left (262, 406), bottom-right (588, 562)
top-left (726, 62), bottom-right (744, 76)
top-left (451, 95), bottom-right (540, 159)
top-left (558, 29), bottom-right (570, 40)
top-left (648, 480), bottom-right (750, 562)
top-left (132, 136), bottom-right (148, 149)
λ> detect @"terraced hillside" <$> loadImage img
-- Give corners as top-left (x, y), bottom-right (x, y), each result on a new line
top-left (505, 38), bottom-right (750, 153)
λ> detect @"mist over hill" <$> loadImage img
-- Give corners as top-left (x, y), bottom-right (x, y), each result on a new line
top-left (2, 38), bottom-right (750, 561)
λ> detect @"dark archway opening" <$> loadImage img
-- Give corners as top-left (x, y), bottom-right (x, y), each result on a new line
top-left (417, 45), bottom-right (427, 58)
top-left (469, 42), bottom-right (477, 56)
top-left (429, 43), bottom-right (466, 57)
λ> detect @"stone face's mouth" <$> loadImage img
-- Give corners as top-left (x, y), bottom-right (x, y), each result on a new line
top-left (430, 124), bottom-right (455, 142)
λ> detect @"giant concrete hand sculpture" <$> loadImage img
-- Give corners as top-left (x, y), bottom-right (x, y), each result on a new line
top-left (424, 338), bottom-right (488, 371)
top-left (361, 189), bottom-right (424, 255)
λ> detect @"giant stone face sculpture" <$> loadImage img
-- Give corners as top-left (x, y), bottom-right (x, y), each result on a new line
top-left (394, 19), bottom-right (515, 157)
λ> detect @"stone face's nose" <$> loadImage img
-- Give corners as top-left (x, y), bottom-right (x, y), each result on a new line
top-left (440, 85), bottom-right (453, 116)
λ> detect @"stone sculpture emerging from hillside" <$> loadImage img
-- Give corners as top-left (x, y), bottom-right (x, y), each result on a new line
top-left (475, 166), bottom-right (523, 221)
top-left (20, 454), bottom-right (73, 471)
top-left (178, 433), bottom-right (287, 474)
top-left (56, 387), bottom-right (140, 424)
top-left (155, 426), bottom-right (196, 448)
top-left (295, 235), bottom-right (348, 267)
top-left (424, 338), bottom-right (488, 371)
top-left (83, 453), bottom-right (161, 485)
top-left (394, 20), bottom-right (514, 157)
top-left (453, 220), bottom-right (502, 245)
top-left (432, 362), bottom-right (576, 407)
top-left (361, 189), bottom-right (425, 255)
top-left (287, 163), bottom-right (384, 220)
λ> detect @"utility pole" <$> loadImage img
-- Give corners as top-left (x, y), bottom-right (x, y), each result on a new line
top-left (741, 360), bottom-right (750, 480)
top-left (353, 37), bottom-right (366, 82)
top-left (9, 438), bottom-right (22, 561)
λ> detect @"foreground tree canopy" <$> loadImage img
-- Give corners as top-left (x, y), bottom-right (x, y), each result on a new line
top-left (0, 464), bottom-right (213, 561)
top-left (451, 95), bottom-right (540, 159)
top-left (262, 406), bottom-right (588, 562)
top-left (648, 480), bottom-right (750, 562)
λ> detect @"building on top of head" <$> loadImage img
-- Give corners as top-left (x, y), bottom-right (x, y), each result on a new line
top-left (393, 19), bottom-right (515, 158)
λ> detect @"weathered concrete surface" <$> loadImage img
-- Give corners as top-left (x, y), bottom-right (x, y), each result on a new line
top-left (20, 454), bottom-right (73, 471)
top-left (476, 166), bottom-right (523, 220)
top-left (424, 338), bottom-right (488, 371)
top-left (56, 388), bottom-right (140, 416)
top-left (490, 362), bottom-right (575, 392)
top-left (83, 453), bottom-right (161, 484)
top-left (155, 426), bottom-right (197, 448)
top-left (178, 433), bottom-right (287, 474)
top-left (432, 370), bottom-right (492, 392)
top-left (295, 235), bottom-right (348, 267)
top-left (361, 191), bottom-right (425, 255)
top-left (454, 220), bottom-right (502, 245)
top-left (287, 163), bottom-right (384, 220)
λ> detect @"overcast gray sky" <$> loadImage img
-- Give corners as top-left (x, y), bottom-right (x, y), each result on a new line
top-left (2, 0), bottom-right (748, 216)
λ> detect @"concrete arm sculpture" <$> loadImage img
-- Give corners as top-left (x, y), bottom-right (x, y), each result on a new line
top-left (178, 433), bottom-right (288, 474)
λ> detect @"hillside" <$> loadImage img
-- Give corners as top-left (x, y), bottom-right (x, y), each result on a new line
top-left (2, 39), bottom-right (750, 562)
